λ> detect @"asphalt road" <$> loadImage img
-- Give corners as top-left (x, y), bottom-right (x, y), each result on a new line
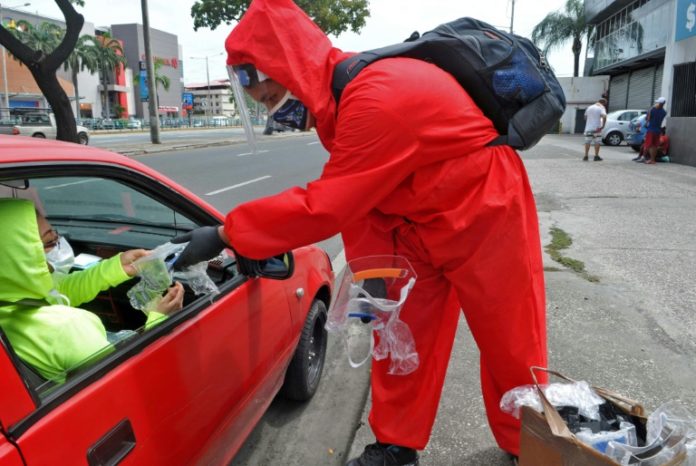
top-left (91, 127), bottom-right (254, 147)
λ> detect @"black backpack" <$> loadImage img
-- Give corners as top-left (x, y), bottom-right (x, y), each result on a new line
top-left (332, 17), bottom-right (566, 150)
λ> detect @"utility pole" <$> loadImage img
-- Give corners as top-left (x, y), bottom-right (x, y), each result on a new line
top-left (190, 53), bottom-right (221, 127)
top-left (141, 0), bottom-right (160, 143)
top-left (510, 0), bottom-right (515, 34)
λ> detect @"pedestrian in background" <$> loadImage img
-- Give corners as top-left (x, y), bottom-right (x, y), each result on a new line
top-left (175, 1), bottom-right (548, 464)
top-left (644, 97), bottom-right (668, 165)
top-left (583, 98), bottom-right (607, 162)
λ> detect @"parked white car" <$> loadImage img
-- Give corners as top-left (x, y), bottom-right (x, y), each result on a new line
top-left (12, 113), bottom-right (90, 145)
top-left (601, 109), bottom-right (647, 146)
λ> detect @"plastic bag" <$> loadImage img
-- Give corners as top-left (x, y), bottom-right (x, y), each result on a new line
top-left (127, 242), bottom-right (219, 312)
top-left (500, 381), bottom-right (606, 420)
top-left (327, 255), bottom-right (418, 375)
top-left (606, 401), bottom-right (696, 466)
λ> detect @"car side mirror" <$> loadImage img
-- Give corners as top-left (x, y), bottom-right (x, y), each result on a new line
top-left (257, 252), bottom-right (295, 280)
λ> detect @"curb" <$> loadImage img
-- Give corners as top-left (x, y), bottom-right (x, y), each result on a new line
top-left (109, 130), bottom-right (311, 156)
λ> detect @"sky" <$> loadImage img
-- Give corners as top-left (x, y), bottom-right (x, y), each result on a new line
top-left (17, 0), bottom-right (585, 84)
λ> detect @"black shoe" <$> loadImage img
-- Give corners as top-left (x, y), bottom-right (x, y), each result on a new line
top-left (346, 442), bottom-right (419, 466)
top-left (582, 156), bottom-right (589, 161)
top-left (594, 155), bottom-right (603, 161)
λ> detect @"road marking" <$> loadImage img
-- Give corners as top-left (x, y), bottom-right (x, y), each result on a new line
top-left (43, 179), bottom-right (100, 190)
top-left (205, 176), bottom-right (272, 196)
top-left (307, 141), bottom-right (320, 146)
top-left (237, 150), bottom-right (270, 157)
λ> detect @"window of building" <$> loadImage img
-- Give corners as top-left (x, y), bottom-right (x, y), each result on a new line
top-left (672, 62), bottom-right (696, 117)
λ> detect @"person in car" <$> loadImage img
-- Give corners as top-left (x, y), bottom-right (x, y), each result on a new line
top-left (174, 1), bottom-right (548, 464)
top-left (0, 198), bottom-right (184, 382)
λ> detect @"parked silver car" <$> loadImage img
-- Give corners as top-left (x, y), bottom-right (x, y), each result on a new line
top-left (601, 109), bottom-right (647, 146)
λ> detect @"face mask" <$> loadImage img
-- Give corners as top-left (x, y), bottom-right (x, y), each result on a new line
top-left (271, 92), bottom-right (309, 131)
top-left (45, 236), bottom-right (75, 275)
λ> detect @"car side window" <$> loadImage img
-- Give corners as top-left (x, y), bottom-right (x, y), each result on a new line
top-left (2, 175), bottom-right (237, 398)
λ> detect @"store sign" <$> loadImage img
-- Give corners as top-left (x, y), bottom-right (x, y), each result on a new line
top-left (182, 92), bottom-right (193, 110)
top-left (676, 0), bottom-right (696, 41)
top-left (139, 61), bottom-right (149, 102)
top-left (139, 55), bottom-right (179, 69)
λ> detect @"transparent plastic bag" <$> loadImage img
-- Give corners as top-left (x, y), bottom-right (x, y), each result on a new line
top-left (575, 421), bottom-right (637, 454)
top-left (327, 255), bottom-right (418, 375)
top-left (127, 241), bottom-right (220, 312)
top-left (500, 381), bottom-right (605, 420)
top-left (606, 422), bottom-right (687, 465)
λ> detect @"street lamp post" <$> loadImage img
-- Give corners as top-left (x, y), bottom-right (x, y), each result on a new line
top-left (190, 53), bottom-right (222, 127)
top-left (0, 2), bottom-right (30, 119)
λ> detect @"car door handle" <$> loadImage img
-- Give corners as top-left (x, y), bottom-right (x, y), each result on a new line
top-left (87, 419), bottom-right (136, 466)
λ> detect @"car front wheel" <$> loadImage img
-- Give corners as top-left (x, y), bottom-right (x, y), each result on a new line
top-left (78, 133), bottom-right (89, 145)
top-left (604, 131), bottom-right (623, 146)
top-left (280, 299), bottom-right (328, 401)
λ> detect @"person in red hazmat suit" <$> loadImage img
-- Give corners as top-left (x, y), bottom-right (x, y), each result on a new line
top-left (173, 0), bottom-right (548, 464)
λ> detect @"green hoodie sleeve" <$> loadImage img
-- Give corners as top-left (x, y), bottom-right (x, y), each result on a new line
top-left (53, 254), bottom-right (131, 307)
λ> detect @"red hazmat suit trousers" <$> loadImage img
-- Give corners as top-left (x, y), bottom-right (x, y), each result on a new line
top-left (367, 150), bottom-right (548, 456)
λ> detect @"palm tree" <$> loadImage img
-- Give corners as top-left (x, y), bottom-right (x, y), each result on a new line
top-left (11, 21), bottom-right (62, 55)
top-left (532, 0), bottom-right (590, 77)
top-left (153, 58), bottom-right (170, 100)
top-left (63, 34), bottom-right (99, 123)
top-left (93, 31), bottom-right (126, 118)
top-left (0, 0), bottom-right (84, 143)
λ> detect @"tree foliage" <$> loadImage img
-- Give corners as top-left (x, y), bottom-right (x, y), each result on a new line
top-left (93, 31), bottom-right (127, 118)
top-left (531, 0), bottom-right (589, 77)
top-left (0, 0), bottom-right (84, 142)
top-left (190, 0), bottom-right (370, 35)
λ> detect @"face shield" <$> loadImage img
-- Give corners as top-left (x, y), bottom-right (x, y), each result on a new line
top-left (326, 255), bottom-right (420, 376)
top-left (228, 64), bottom-right (310, 132)
top-left (227, 64), bottom-right (259, 154)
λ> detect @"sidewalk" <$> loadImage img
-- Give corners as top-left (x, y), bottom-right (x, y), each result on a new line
top-left (99, 127), bottom-right (304, 156)
top-left (347, 135), bottom-right (696, 465)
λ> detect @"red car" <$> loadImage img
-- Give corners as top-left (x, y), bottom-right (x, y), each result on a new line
top-left (0, 137), bottom-right (333, 465)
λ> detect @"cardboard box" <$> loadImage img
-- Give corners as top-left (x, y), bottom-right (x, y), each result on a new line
top-left (518, 368), bottom-right (688, 466)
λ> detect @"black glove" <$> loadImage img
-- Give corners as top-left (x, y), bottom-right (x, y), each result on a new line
top-left (171, 226), bottom-right (227, 270)
top-left (235, 252), bottom-right (257, 277)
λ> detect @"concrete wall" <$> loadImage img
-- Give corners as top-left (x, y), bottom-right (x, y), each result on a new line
top-left (558, 76), bottom-right (610, 133)
top-left (111, 24), bottom-right (183, 119)
top-left (668, 117), bottom-right (696, 166)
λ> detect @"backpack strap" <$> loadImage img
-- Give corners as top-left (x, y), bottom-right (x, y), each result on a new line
top-left (332, 31), bottom-right (422, 108)
top-left (487, 135), bottom-right (509, 146)
top-left (332, 53), bottom-right (381, 107)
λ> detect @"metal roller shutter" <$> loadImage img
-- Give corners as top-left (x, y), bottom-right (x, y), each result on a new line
top-left (626, 67), bottom-right (654, 110)
top-left (653, 64), bottom-right (664, 102)
top-left (608, 73), bottom-right (629, 111)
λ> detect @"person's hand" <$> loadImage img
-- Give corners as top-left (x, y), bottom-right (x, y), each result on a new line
top-left (155, 282), bottom-right (184, 315)
top-left (121, 249), bottom-right (149, 277)
top-left (171, 226), bottom-right (228, 270)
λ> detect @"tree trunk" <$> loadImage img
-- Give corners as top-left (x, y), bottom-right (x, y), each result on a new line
top-left (102, 68), bottom-right (110, 119)
top-left (29, 63), bottom-right (77, 142)
top-left (0, 0), bottom-right (83, 143)
top-left (72, 67), bottom-right (80, 123)
top-left (573, 36), bottom-right (583, 77)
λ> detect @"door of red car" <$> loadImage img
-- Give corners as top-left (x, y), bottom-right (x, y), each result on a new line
top-left (0, 167), bottom-right (296, 465)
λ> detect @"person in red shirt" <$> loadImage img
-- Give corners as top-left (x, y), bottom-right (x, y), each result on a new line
top-left (175, 1), bottom-right (548, 464)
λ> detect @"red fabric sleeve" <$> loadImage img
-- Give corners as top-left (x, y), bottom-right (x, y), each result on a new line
top-left (224, 93), bottom-right (419, 259)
